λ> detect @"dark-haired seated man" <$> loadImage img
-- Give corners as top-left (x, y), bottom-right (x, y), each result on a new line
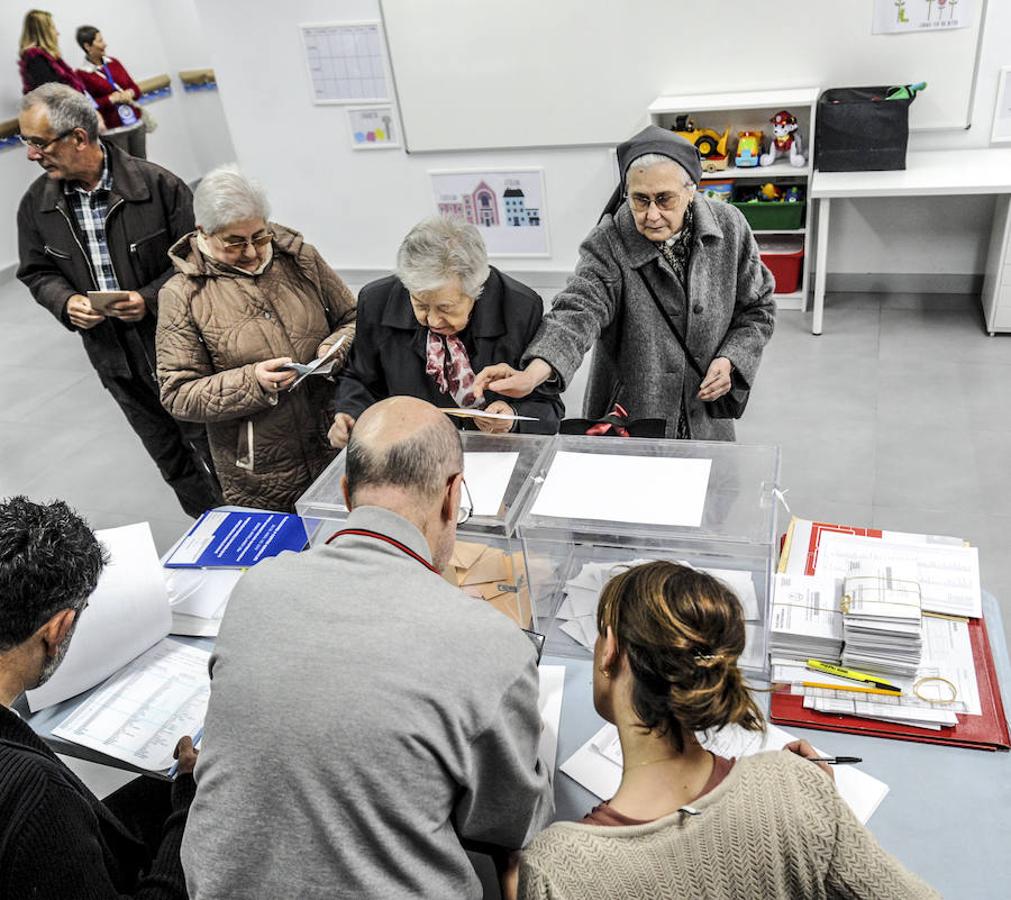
top-left (183, 396), bottom-right (553, 899)
top-left (0, 496), bottom-right (198, 899)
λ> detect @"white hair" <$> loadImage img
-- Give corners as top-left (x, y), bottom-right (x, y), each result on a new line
top-left (21, 83), bottom-right (100, 142)
top-left (396, 216), bottom-right (489, 300)
top-left (193, 164), bottom-right (271, 234)
top-left (626, 153), bottom-right (695, 188)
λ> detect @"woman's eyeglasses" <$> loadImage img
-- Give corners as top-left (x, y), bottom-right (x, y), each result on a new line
top-left (216, 232), bottom-right (274, 254)
top-left (626, 192), bottom-right (683, 212)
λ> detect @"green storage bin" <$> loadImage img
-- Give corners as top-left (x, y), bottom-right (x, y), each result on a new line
top-left (730, 200), bottom-right (806, 231)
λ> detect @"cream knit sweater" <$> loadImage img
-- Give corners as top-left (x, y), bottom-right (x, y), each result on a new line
top-left (519, 750), bottom-right (939, 900)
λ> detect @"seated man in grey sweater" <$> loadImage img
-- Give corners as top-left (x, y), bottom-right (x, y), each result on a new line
top-left (182, 396), bottom-right (554, 899)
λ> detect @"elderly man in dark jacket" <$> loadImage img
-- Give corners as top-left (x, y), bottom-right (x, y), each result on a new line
top-left (475, 126), bottom-right (776, 441)
top-left (16, 83), bottom-right (220, 518)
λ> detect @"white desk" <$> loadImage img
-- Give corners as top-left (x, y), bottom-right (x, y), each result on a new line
top-left (810, 148), bottom-right (1011, 335)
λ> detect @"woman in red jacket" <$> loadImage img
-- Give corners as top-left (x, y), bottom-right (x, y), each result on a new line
top-left (75, 25), bottom-right (146, 159)
top-left (18, 10), bottom-right (90, 96)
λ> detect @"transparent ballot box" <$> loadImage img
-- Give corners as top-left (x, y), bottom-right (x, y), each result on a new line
top-left (517, 435), bottom-right (781, 676)
top-left (295, 432), bottom-right (553, 630)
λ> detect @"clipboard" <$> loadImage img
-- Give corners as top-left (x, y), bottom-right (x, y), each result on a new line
top-left (771, 615), bottom-right (1010, 751)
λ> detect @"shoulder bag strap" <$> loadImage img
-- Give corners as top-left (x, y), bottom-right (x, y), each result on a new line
top-left (633, 267), bottom-right (707, 379)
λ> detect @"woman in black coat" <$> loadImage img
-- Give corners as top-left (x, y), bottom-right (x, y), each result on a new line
top-left (329, 216), bottom-right (562, 448)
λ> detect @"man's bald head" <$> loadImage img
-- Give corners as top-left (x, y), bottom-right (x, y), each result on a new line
top-left (346, 397), bottom-right (463, 507)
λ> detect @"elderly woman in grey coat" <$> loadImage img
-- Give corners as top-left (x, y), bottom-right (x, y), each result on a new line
top-left (473, 125), bottom-right (775, 441)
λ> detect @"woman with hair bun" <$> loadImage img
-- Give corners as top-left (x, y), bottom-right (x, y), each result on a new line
top-left (517, 561), bottom-right (938, 900)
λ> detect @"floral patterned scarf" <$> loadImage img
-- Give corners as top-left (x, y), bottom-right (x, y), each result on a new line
top-left (425, 331), bottom-right (478, 408)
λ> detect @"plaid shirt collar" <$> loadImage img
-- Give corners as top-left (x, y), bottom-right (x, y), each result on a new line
top-left (63, 146), bottom-right (120, 291)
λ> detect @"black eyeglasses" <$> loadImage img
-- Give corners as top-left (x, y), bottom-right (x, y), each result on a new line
top-left (457, 478), bottom-right (473, 525)
top-left (18, 128), bottom-right (75, 151)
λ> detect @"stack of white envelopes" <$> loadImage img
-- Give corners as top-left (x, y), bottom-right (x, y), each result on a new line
top-left (841, 563), bottom-right (923, 678)
top-left (554, 558), bottom-right (759, 651)
top-left (770, 573), bottom-right (844, 668)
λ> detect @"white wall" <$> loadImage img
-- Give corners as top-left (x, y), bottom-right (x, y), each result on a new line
top-left (0, 0), bottom-right (236, 272)
top-left (195, 0), bottom-right (1011, 288)
top-left (827, 0), bottom-right (1011, 278)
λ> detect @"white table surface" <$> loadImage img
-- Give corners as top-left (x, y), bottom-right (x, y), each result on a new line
top-left (20, 595), bottom-right (1011, 899)
top-left (811, 148), bottom-right (1011, 198)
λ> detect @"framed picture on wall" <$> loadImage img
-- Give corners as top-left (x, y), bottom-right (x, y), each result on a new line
top-left (347, 106), bottom-right (400, 150)
top-left (992, 66), bottom-right (1011, 145)
top-left (300, 21), bottom-right (391, 105)
top-left (429, 168), bottom-right (550, 258)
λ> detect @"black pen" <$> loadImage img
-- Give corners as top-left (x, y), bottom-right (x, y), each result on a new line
top-left (809, 756), bottom-right (862, 765)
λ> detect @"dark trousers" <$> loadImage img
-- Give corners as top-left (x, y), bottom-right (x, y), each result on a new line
top-left (101, 327), bottom-right (221, 519)
top-left (102, 775), bottom-right (174, 858)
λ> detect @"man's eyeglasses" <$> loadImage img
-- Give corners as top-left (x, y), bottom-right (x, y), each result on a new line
top-left (215, 232), bottom-right (274, 254)
top-left (626, 192), bottom-right (685, 213)
top-left (18, 128), bottom-right (75, 151)
top-left (457, 478), bottom-right (474, 526)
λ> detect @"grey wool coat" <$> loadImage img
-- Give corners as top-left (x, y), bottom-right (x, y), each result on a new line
top-left (524, 197), bottom-right (776, 440)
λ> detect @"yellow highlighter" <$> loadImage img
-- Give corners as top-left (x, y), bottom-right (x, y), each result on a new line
top-left (802, 681), bottom-right (901, 697)
top-left (806, 659), bottom-right (902, 693)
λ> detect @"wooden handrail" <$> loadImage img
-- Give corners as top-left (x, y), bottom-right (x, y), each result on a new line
top-left (137, 74), bottom-right (171, 94)
top-left (0, 71), bottom-right (194, 144)
top-left (178, 68), bottom-right (216, 87)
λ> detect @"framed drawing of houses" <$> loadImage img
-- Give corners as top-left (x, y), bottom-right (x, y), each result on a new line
top-left (428, 168), bottom-right (549, 257)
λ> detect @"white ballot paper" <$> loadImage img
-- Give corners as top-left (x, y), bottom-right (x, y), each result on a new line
top-left (463, 451), bottom-right (519, 517)
top-left (537, 665), bottom-right (566, 773)
top-left (531, 452), bottom-right (712, 527)
top-left (284, 335), bottom-right (346, 389)
top-left (813, 531), bottom-right (981, 618)
top-left (444, 408), bottom-right (537, 422)
top-left (26, 523), bottom-right (171, 712)
top-left (53, 639), bottom-right (211, 772)
top-left (561, 721), bottom-right (889, 825)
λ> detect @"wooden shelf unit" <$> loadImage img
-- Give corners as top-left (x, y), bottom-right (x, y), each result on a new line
top-left (649, 87), bottom-right (818, 310)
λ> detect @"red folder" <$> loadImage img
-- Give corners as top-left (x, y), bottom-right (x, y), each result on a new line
top-left (771, 615), bottom-right (1011, 751)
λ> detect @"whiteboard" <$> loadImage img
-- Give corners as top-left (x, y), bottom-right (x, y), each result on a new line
top-left (380, 0), bottom-right (986, 152)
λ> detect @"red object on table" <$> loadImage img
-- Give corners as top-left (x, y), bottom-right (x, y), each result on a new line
top-left (771, 615), bottom-right (1011, 752)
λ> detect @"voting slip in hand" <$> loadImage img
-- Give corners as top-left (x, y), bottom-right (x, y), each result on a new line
top-left (86, 290), bottom-right (130, 313)
top-left (283, 335), bottom-right (347, 389)
top-left (443, 408), bottom-right (538, 422)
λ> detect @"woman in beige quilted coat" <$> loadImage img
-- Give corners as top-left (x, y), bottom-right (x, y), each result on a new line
top-left (156, 166), bottom-right (356, 512)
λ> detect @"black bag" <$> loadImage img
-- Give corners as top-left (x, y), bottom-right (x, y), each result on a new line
top-left (815, 86), bottom-right (915, 173)
top-left (560, 402), bottom-right (667, 438)
top-left (636, 270), bottom-right (749, 420)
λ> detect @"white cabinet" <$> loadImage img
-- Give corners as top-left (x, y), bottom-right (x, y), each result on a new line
top-left (648, 88), bottom-right (819, 311)
top-left (981, 195), bottom-right (1011, 334)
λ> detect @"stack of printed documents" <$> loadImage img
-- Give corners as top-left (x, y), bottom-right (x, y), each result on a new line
top-left (840, 564), bottom-right (924, 678)
top-left (770, 573), bottom-right (843, 668)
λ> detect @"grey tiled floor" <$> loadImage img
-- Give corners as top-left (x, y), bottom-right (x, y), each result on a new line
top-left (735, 291), bottom-right (1011, 650)
top-left (1, 280), bottom-right (1009, 649)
